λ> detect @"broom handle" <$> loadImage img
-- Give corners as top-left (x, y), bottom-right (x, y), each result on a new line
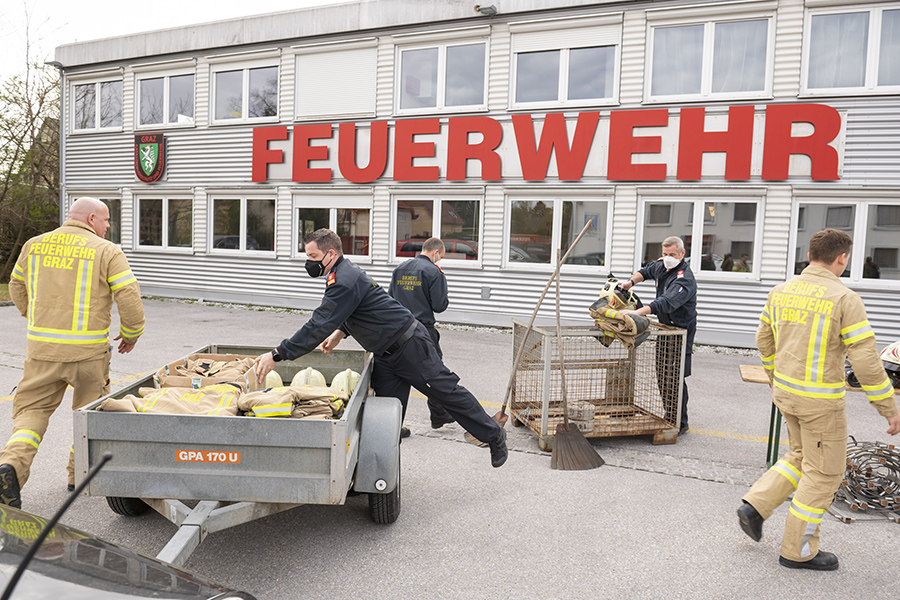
top-left (500, 218), bottom-right (593, 413)
top-left (556, 248), bottom-right (569, 426)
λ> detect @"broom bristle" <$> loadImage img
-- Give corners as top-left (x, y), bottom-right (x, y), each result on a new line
top-left (551, 424), bottom-right (604, 470)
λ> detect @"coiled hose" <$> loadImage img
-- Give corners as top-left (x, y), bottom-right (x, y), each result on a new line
top-left (834, 437), bottom-right (900, 514)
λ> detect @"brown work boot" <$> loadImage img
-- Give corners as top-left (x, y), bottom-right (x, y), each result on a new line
top-left (0, 464), bottom-right (22, 508)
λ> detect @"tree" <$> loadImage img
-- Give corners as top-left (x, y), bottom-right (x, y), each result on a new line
top-left (0, 53), bottom-right (60, 283)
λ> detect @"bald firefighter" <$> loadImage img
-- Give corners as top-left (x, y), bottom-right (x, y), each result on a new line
top-left (1, 197), bottom-right (145, 507)
top-left (737, 229), bottom-right (900, 571)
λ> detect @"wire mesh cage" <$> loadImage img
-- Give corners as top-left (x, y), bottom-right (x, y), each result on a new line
top-left (509, 319), bottom-right (687, 450)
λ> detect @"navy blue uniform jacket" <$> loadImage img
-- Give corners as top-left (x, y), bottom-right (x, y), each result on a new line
top-left (638, 258), bottom-right (698, 331)
top-left (276, 256), bottom-right (413, 360)
top-left (389, 254), bottom-right (449, 327)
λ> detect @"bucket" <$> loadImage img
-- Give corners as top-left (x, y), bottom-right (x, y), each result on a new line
top-left (567, 400), bottom-right (596, 433)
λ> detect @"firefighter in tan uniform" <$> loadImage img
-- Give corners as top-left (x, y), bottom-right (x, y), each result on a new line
top-left (737, 229), bottom-right (900, 571)
top-left (0, 197), bottom-right (145, 508)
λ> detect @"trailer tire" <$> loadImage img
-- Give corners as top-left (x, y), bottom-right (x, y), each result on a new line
top-left (107, 496), bottom-right (150, 517)
top-left (368, 456), bottom-right (400, 524)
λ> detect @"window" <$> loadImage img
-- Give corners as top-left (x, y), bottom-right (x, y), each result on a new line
top-left (866, 204), bottom-right (900, 280)
top-left (511, 18), bottom-right (621, 108)
top-left (515, 46), bottom-right (616, 104)
top-left (805, 6), bottom-right (900, 93)
top-left (648, 17), bottom-right (771, 100)
top-left (137, 197), bottom-right (192, 249)
top-left (297, 207), bottom-right (370, 256)
top-left (825, 205), bottom-right (854, 229)
top-left (394, 197), bottom-right (481, 261)
top-left (99, 198), bottom-right (121, 245)
top-left (138, 74), bottom-right (195, 126)
top-left (73, 80), bottom-right (122, 131)
top-left (212, 62), bottom-right (278, 122)
top-left (397, 41), bottom-right (486, 112)
top-left (647, 204), bottom-right (672, 226)
top-left (641, 196), bottom-right (760, 274)
top-left (295, 41), bottom-right (377, 119)
top-left (507, 196), bottom-right (609, 266)
top-left (211, 197), bottom-right (274, 252)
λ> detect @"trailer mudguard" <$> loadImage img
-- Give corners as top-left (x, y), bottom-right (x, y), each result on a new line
top-left (353, 396), bottom-right (401, 494)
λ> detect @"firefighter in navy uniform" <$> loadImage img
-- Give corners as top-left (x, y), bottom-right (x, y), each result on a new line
top-left (620, 235), bottom-right (697, 434)
top-left (253, 229), bottom-right (507, 468)
top-left (1, 197), bottom-right (145, 507)
top-left (737, 229), bottom-right (899, 571)
top-left (389, 237), bottom-right (454, 434)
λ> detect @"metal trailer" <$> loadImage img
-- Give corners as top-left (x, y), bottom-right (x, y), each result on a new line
top-left (508, 319), bottom-right (687, 450)
top-left (73, 344), bottom-right (401, 568)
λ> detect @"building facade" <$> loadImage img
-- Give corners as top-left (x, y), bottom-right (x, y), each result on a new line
top-left (54, 0), bottom-right (900, 348)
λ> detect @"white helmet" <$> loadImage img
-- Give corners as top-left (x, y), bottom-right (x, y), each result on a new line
top-left (881, 341), bottom-right (900, 389)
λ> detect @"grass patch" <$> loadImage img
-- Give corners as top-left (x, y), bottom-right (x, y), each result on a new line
top-left (0, 283), bottom-right (10, 302)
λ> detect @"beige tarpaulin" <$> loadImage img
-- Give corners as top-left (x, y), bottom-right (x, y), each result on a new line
top-left (99, 383), bottom-right (242, 415)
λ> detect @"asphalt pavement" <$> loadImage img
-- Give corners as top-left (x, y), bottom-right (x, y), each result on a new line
top-left (0, 298), bottom-right (898, 600)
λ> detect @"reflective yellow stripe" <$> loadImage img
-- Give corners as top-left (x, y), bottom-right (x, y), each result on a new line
top-left (760, 353), bottom-right (775, 371)
top-left (789, 498), bottom-right (825, 524)
top-left (6, 429), bottom-right (42, 450)
top-left (774, 370), bottom-right (845, 399)
top-left (27, 256), bottom-right (38, 328)
top-left (11, 263), bottom-right (24, 281)
top-left (120, 324), bottom-right (144, 337)
top-left (27, 326), bottom-right (109, 345)
top-left (771, 459), bottom-right (801, 490)
top-left (72, 259), bottom-right (93, 331)
top-left (805, 313), bottom-right (830, 384)
top-left (760, 305), bottom-right (771, 324)
top-left (249, 403), bottom-right (293, 417)
top-left (108, 270), bottom-right (137, 291)
top-left (861, 377), bottom-right (895, 402)
top-left (841, 320), bottom-right (874, 345)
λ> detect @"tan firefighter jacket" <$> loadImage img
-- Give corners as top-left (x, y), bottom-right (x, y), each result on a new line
top-left (757, 265), bottom-right (897, 418)
top-left (9, 220), bottom-right (145, 362)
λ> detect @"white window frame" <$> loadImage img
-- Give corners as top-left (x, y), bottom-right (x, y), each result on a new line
top-left (209, 49), bottom-right (281, 125)
top-left (69, 69), bottom-right (124, 134)
top-left (502, 187), bottom-right (613, 271)
top-left (790, 190), bottom-right (900, 286)
top-left (393, 26), bottom-right (490, 116)
top-left (390, 188), bottom-right (485, 268)
top-left (293, 190), bottom-right (373, 262)
top-left (208, 194), bottom-right (276, 254)
top-left (644, 2), bottom-right (776, 103)
top-left (133, 60), bottom-right (197, 129)
top-left (67, 192), bottom-right (122, 245)
top-left (636, 187), bottom-right (765, 280)
top-left (134, 194), bottom-right (194, 253)
top-left (510, 14), bottom-right (622, 110)
top-left (801, 3), bottom-right (900, 96)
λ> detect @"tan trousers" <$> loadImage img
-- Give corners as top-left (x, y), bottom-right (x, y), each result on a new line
top-left (1, 354), bottom-right (110, 489)
top-left (743, 406), bottom-right (847, 562)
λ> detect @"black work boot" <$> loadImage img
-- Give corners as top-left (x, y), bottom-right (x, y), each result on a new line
top-left (737, 501), bottom-right (763, 542)
top-left (779, 551), bottom-right (839, 571)
top-left (399, 427), bottom-right (410, 440)
top-left (0, 464), bottom-right (22, 508)
top-left (430, 415), bottom-right (455, 429)
top-left (489, 428), bottom-right (508, 468)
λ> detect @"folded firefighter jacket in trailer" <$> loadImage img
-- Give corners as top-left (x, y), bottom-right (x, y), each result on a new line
top-left (589, 307), bottom-right (651, 350)
top-left (174, 357), bottom-right (255, 380)
top-left (99, 383), bottom-right (243, 415)
top-left (237, 386), bottom-right (348, 419)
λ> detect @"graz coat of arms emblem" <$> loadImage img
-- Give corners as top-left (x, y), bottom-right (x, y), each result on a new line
top-left (135, 133), bottom-right (165, 183)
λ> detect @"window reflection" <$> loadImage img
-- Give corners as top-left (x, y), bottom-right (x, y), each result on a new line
top-left (796, 204), bottom-right (855, 277)
top-left (247, 199), bottom-right (275, 251)
top-left (337, 208), bottom-right (370, 256)
top-left (516, 50), bottom-right (560, 103)
top-left (75, 84), bottom-right (95, 129)
top-left (215, 70), bottom-right (243, 120)
top-left (439, 200), bottom-right (479, 260)
top-left (510, 200), bottom-right (553, 263)
top-left (249, 67), bottom-right (278, 118)
top-left (169, 74), bottom-right (195, 123)
top-left (712, 20), bottom-right (768, 93)
top-left (446, 44), bottom-right (485, 106)
top-left (168, 199), bottom-right (193, 247)
top-left (99, 81), bottom-right (122, 128)
top-left (400, 48), bottom-right (438, 109)
top-left (865, 204), bottom-right (900, 280)
top-left (297, 208), bottom-right (329, 251)
top-left (140, 78), bottom-right (164, 125)
top-left (652, 25), bottom-right (703, 96)
top-left (568, 46), bottom-right (615, 100)
top-left (562, 201), bottom-right (607, 265)
top-left (139, 199), bottom-right (163, 246)
top-left (808, 12), bottom-right (869, 89)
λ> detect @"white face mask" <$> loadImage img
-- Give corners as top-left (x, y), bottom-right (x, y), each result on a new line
top-left (662, 255), bottom-right (680, 270)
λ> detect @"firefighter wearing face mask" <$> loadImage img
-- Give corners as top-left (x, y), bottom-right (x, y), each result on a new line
top-left (620, 236), bottom-right (697, 434)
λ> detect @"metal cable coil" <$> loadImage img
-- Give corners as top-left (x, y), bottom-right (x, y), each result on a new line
top-left (834, 438), bottom-right (900, 513)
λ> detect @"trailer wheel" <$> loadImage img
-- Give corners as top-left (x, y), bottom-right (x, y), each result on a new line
top-left (106, 496), bottom-right (150, 517)
top-left (368, 456), bottom-right (400, 524)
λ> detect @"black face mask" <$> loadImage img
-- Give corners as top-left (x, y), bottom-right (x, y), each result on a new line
top-left (305, 258), bottom-right (326, 278)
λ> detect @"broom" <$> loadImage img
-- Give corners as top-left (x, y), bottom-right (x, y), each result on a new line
top-left (464, 219), bottom-right (595, 447)
top-left (551, 248), bottom-right (604, 470)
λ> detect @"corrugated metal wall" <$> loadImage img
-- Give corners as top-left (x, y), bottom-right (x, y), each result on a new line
top-left (60, 0), bottom-right (900, 350)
